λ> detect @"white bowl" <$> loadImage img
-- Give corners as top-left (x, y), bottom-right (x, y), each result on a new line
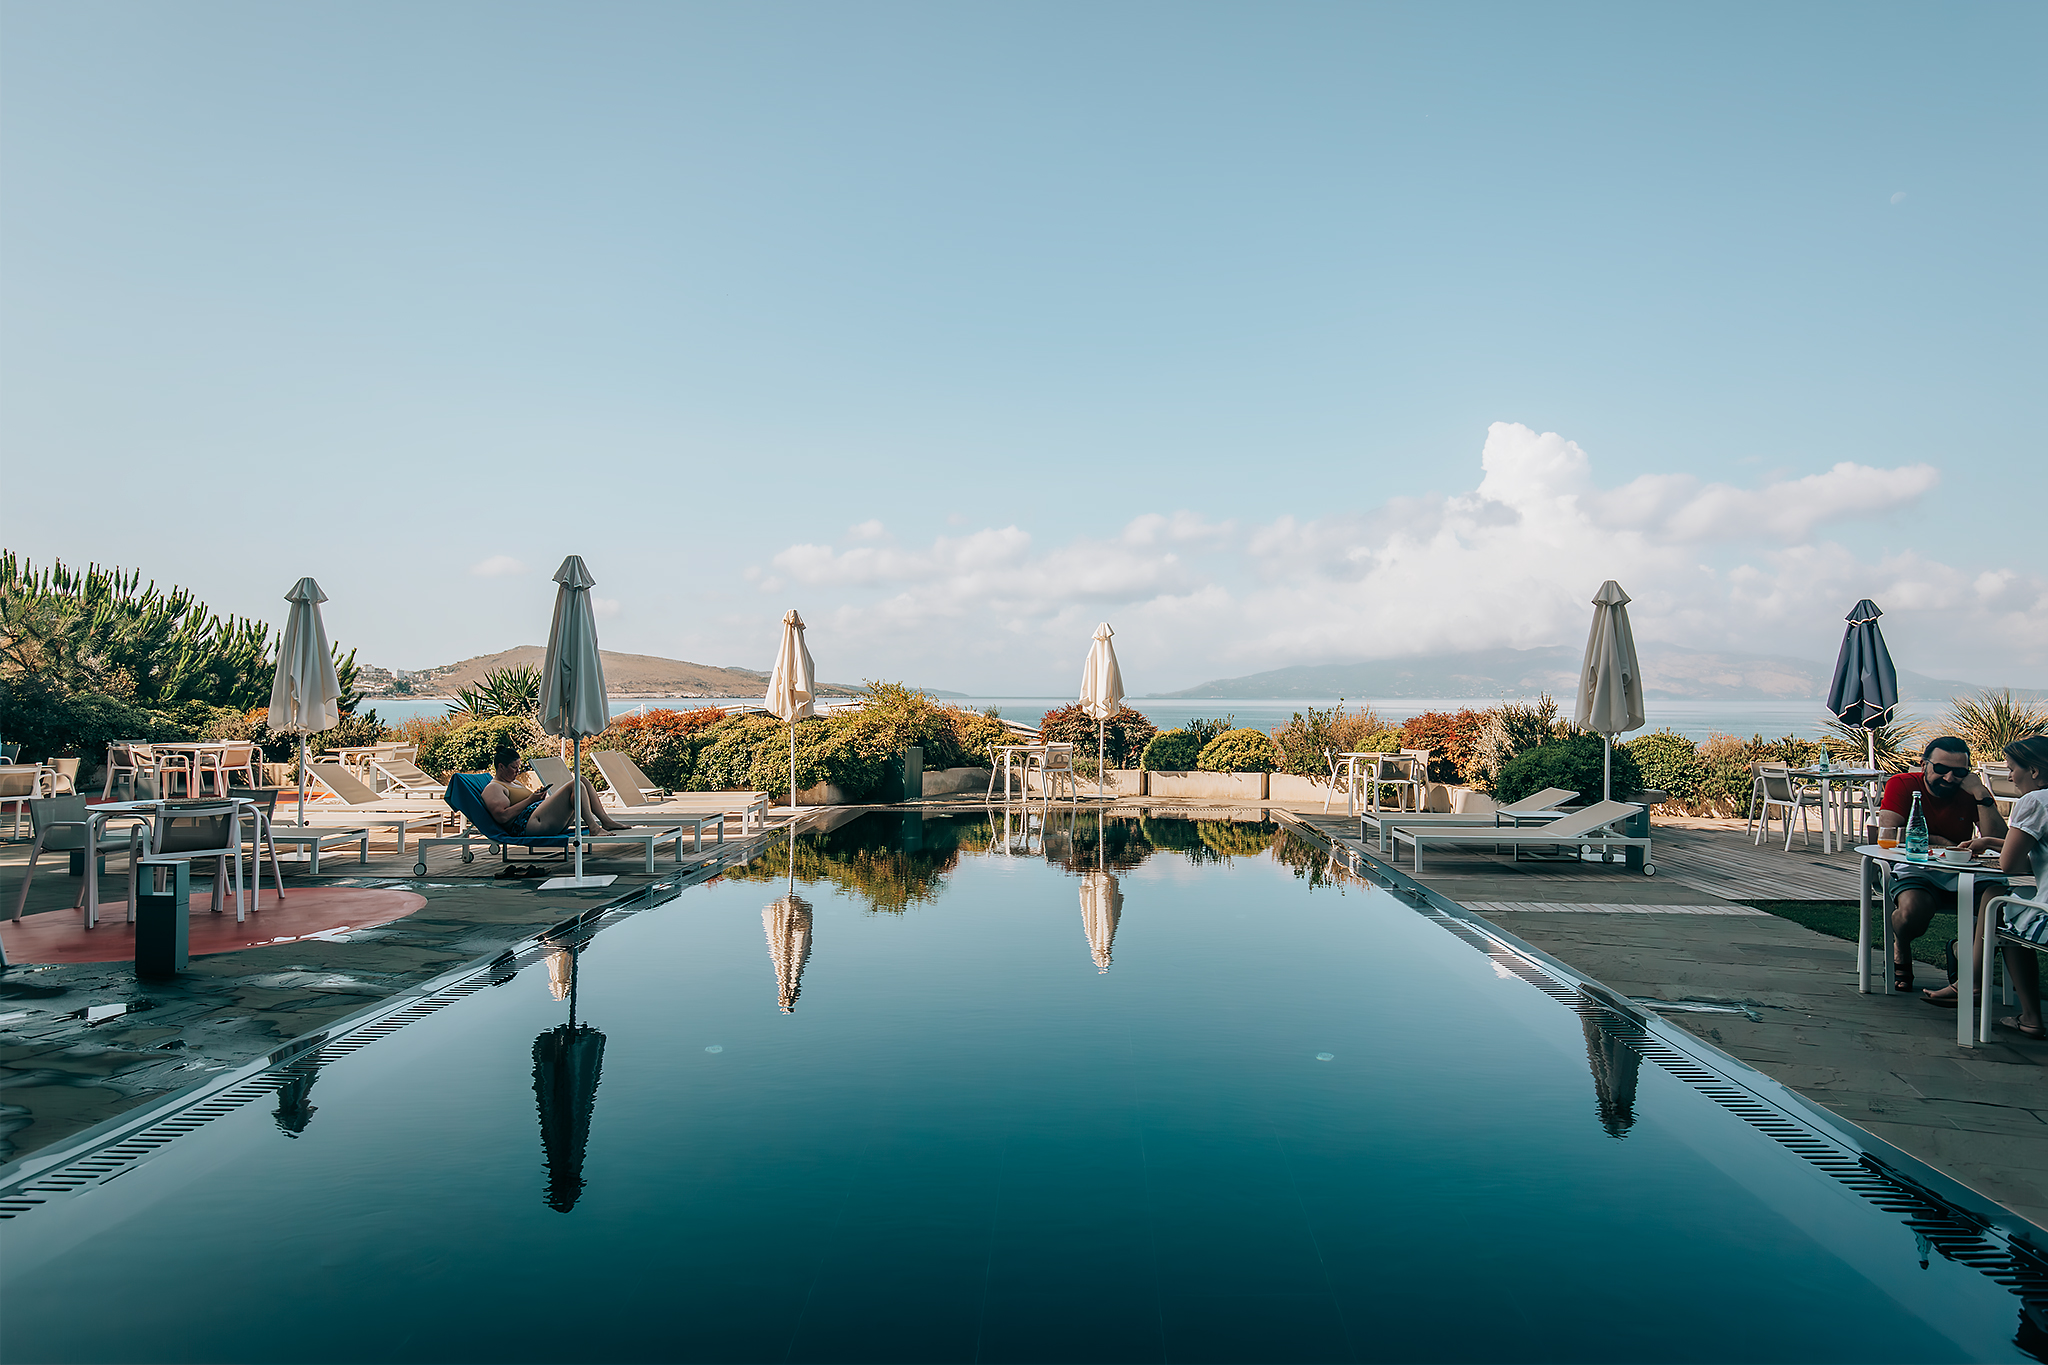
top-left (1936, 848), bottom-right (1974, 865)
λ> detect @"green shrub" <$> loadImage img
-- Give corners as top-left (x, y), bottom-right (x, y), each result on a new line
top-left (421, 716), bottom-right (545, 775)
top-left (1495, 733), bottom-right (1642, 805)
top-left (1197, 727), bottom-right (1280, 773)
top-left (1465, 696), bottom-right (1572, 791)
top-left (1039, 703), bottom-right (1159, 767)
top-left (588, 707), bottom-right (726, 791)
top-left (696, 714), bottom-right (792, 791)
top-left (1623, 729), bottom-right (1703, 803)
top-left (1140, 729), bottom-right (1203, 771)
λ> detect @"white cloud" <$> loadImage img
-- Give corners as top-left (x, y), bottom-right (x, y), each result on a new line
top-left (748, 422), bottom-right (2045, 690)
top-left (470, 554), bottom-right (524, 577)
top-left (591, 596), bottom-right (622, 619)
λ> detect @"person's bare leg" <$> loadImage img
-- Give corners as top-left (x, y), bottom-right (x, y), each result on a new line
top-left (527, 779), bottom-right (627, 835)
top-left (1891, 888), bottom-right (1938, 986)
top-left (1921, 884), bottom-right (1999, 1005)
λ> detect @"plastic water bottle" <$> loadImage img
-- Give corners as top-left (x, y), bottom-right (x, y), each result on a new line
top-left (1904, 791), bottom-right (1929, 859)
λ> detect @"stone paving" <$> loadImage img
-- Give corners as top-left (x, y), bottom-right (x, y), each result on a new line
top-left (1281, 806), bottom-right (2048, 1232)
top-left (0, 823), bottom-right (771, 1164)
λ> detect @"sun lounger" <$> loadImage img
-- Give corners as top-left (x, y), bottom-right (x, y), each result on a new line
top-left (367, 756), bottom-right (446, 800)
top-left (529, 756), bottom-right (573, 788)
top-left (1389, 799), bottom-right (1652, 875)
top-left (297, 762), bottom-right (455, 853)
top-left (591, 751), bottom-right (769, 831)
top-left (1363, 786), bottom-right (1580, 854)
top-left (412, 773), bottom-right (690, 877)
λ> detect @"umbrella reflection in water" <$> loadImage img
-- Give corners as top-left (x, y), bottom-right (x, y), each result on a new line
top-left (271, 1056), bottom-right (321, 1137)
top-left (1580, 1015), bottom-right (1642, 1138)
top-left (764, 823), bottom-right (814, 1012)
top-left (1078, 814), bottom-right (1122, 973)
top-left (534, 944), bottom-right (606, 1213)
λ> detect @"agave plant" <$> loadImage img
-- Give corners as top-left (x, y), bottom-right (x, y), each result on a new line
top-left (1942, 689), bottom-right (2048, 761)
top-left (1824, 715), bottom-right (1930, 773)
top-left (451, 664), bottom-right (542, 720)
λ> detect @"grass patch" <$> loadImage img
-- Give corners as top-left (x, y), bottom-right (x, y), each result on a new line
top-left (1736, 900), bottom-right (1959, 970)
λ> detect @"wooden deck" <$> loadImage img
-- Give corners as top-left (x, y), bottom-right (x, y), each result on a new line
top-left (1282, 809), bottom-right (1866, 906)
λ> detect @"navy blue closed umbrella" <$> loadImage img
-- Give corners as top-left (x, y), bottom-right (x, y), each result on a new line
top-left (1825, 599), bottom-right (1900, 767)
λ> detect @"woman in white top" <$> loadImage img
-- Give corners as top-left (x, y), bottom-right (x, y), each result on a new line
top-left (1967, 736), bottom-right (2046, 1039)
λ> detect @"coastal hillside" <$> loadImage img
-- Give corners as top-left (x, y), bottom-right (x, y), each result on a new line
top-left (1153, 643), bottom-right (2035, 703)
top-left (391, 647), bottom-right (861, 698)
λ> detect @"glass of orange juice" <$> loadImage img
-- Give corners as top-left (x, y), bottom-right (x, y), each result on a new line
top-left (1877, 834), bottom-right (1899, 850)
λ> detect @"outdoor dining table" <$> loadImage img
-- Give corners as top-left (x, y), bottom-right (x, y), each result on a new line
top-left (1329, 752), bottom-right (1424, 819)
top-left (1856, 843), bottom-right (2009, 1047)
top-left (986, 744), bottom-right (1049, 803)
top-left (145, 742), bottom-right (241, 799)
top-left (76, 796), bottom-right (267, 928)
top-left (1789, 764), bottom-right (1883, 854)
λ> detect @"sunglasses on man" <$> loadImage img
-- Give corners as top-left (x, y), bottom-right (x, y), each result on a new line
top-left (1928, 761), bottom-right (1971, 779)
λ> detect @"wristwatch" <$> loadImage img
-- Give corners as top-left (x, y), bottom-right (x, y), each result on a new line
top-left (1975, 796), bottom-right (1996, 805)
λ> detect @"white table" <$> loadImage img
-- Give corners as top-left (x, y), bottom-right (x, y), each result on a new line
top-left (986, 744), bottom-right (1049, 803)
top-left (1856, 844), bottom-right (2008, 1046)
top-left (1788, 766), bottom-right (1882, 853)
top-left (78, 797), bottom-right (270, 927)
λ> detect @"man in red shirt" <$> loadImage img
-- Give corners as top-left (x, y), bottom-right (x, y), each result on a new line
top-left (1878, 735), bottom-right (2007, 996)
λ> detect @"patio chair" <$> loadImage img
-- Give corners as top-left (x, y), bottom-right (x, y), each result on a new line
top-left (102, 742), bottom-right (146, 800)
top-left (1389, 799), bottom-right (1652, 875)
top-left (0, 743), bottom-right (16, 764)
top-left (194, 743), bottom-right (260, 794)
top-left (228, 788), bottom-right (289, 908)
top-left (590, 751), bottom-right (669, 804)
top-left (10, 795), bottom-right (148, 923)
top-left (142, 801), bottom-right (248, 921)
top-left (411, 773), bottom-right (686, 876)
top-left (1364, 786), bottom-right (1580, 855)
top-left (1981, 765), bottom-right (2021, 819)
top-left (530, 755), bottom-right (575, 788)
top-left (1754, 764), bottom-right (1821, 850)
top-left (1027, 744), bottom-right (1080, 801)
top-left (1, 767), bottom-right (47, 838)
top-left (40, 757), bottom-right (80, 797)
top-left (367, 755), bottom-right (446, 799)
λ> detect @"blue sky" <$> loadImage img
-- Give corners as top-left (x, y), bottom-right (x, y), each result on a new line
top-left (4, 2), bottom-right (2042, 692)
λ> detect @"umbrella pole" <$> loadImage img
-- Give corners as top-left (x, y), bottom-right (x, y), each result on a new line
top-left (1867, 729), bottom-right (1876, 769)
top-left (1098, 717), bottom-right (1106, 801)
top-left (1603, 734), bottom-right (1613, 804)
top-left (573, 735), bottom-right (585, 883)
top-left (789, 723), bottom-right (797, 815)
top-left (297, 735), bottom-right (307, 828)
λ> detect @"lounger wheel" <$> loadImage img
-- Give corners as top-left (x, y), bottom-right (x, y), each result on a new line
top-left (1643, 863), bottom-right (1656, 877)
top-left (462, 850), bottom-right (474, 863)
top-left (414, 860), bottom-right (426, 877)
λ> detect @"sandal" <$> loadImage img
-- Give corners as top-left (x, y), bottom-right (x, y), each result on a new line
top-left (1995, 1016), bottom-right (2047, 1041)
top-left (1892, 957), bottom-right (1914, 992)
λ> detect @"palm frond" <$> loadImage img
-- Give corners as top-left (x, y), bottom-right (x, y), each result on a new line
top-left (1941, 690), bottom-right (2048, 760)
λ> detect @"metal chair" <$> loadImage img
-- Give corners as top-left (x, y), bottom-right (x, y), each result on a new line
top-left (1, 767), bottom-right (49, 839)
top-left (10, 796), bottom-right (149, 923)
top-left (1028, 744), bottom-right (1080, 801)
top-left (143, 801), bottom-right (248, 921)
top-left (1754, 764), bottom-right (1821, 850)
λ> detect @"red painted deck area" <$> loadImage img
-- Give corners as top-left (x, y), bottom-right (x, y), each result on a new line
top-left (0, 887), bottom-right (427, 964)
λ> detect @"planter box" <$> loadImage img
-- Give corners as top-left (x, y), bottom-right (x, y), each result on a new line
top-left (1145, 772), bottom-right (1269, 801)
top-left (922, 767), bottom-right (992, 798)
top-left (793, 782), bottom-right (849, 806)
top-left (1267, 774), bottom-right (1331, 804)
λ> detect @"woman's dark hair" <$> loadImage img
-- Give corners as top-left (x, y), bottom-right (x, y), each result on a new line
top-left (1923, 735), bottom-right (1969, 762)
top-left (492, 741), bottom-right (521, 771)
top-left (2004, 736), bottom-right (2048, 778)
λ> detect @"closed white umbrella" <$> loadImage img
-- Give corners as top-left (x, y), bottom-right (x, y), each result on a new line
top-left (764, 610), bottom-right (817, 813)
top-left (267, 577), bottom-right (342, 830)
top-left (1574, 580), bottom-right (1647, 802)
top-left (539, 555), bottom-right (612, 888)
top-left (1079, 623), bottom-right (1124, 800)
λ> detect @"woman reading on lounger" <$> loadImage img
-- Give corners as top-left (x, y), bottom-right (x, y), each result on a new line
top-left (483, 742), bottom-right (629, 836)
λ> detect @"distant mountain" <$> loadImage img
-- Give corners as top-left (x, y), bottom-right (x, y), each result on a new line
top-left (399, 646), bottom-right (862, 698)
top-left (1151, 643), bottom-right (2035, 703)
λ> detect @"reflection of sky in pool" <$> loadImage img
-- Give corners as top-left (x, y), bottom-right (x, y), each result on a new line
top-left (5, 813), bottom-right (2044, 1363)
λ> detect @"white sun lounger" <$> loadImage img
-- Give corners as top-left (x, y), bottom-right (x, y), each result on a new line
top-left (1364, 786), bottom-right (1580, 854)
top-left (367, 756), bottom-right (446, 800)
top-left (1390, 799), bottom-right (1652, 875)
top-left (298, 762), bottom-right (454, 853)
top-left (591, 751), bottom-right (769, 832)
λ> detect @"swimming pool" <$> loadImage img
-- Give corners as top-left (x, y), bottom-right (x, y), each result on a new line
top-left (4, 811), bottom-right (2044, 1363)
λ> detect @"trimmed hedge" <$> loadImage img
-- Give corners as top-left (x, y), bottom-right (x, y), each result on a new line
top-left (1495, 733), bottom-right (1643, 805)
top-left (1140, 730), bottom-right (1203, 771)
top-left (1197, 727), bottom-right (1280, 773)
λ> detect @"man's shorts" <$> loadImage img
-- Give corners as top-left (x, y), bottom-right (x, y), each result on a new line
top-left (1887, 865), bottom-right (2001, 911)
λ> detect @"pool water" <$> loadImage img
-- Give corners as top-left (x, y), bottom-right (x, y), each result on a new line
top-left (4, 812), bottom-right (2044, 1363)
